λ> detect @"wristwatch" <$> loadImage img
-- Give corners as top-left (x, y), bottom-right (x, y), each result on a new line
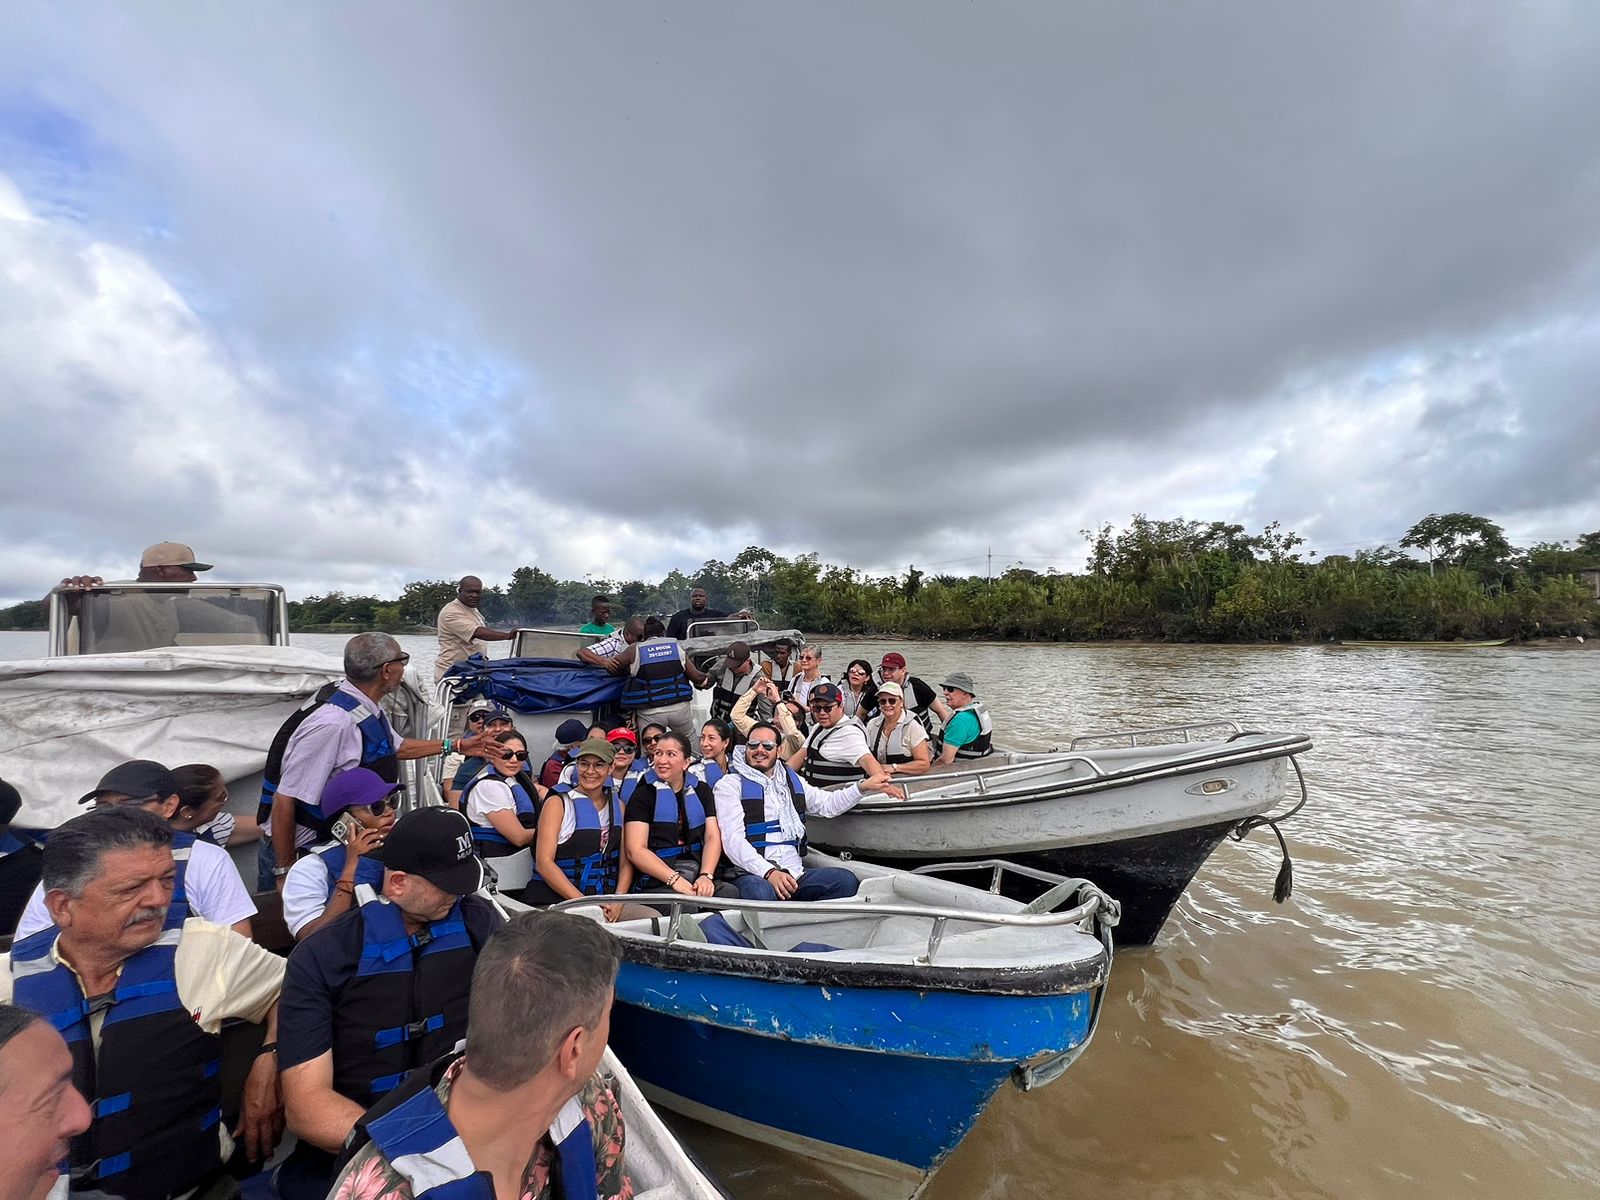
top-left (272, 866), bottom-right (291, 877)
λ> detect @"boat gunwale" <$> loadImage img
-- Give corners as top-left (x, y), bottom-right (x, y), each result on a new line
top-left (839, 731), bottom-right (1312, 815)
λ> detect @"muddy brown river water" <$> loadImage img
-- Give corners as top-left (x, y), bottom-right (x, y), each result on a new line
top-left (4, 632), bottom-right (1595, 1198)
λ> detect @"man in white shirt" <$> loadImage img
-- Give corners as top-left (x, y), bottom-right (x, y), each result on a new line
top-left (714, 722), bottom-right (901, 901)
top-left (434, 576), bottom-right (515, 683)
top-left (13, 760), bottom-right (255, 941)
top-left (788, 683), bottom-right (884, 789)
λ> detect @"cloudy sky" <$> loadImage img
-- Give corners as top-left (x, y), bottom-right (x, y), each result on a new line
top-left (2, 3), bottom-right (1598, 604)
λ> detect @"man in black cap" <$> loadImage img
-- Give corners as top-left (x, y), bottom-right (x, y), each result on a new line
top-left (788, 682), bottom-right (885, 789)
top-left (0, 779), bottom-right (43, 938)
top-left (275, 806), bottom-right (504, 1200)
top-left (11, 760), bottom-right (256, 941)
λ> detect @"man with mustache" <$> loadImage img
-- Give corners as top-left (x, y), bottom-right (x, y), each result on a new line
top-left (3, 806), bottom-right (286, 1200)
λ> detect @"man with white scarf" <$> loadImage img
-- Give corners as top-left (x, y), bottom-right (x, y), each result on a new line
top-left (712, 721), bottom-right (903, 901)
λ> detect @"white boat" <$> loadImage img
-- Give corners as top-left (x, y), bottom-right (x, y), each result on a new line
top-left (807, 722), bottom-right (1312, 945)
top-left (604, 1046), bottom-right (731, 1200)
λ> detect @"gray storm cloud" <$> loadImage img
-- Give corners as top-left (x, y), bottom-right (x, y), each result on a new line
top-left (1, 2), bottom-right (1598, 600)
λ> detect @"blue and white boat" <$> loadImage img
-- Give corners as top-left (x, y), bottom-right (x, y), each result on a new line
top-left (548, 856), bottom-right (1117, 1200)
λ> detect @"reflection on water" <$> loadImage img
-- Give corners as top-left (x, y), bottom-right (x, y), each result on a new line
top-left (2, 632), bottom-right (1596, 1197)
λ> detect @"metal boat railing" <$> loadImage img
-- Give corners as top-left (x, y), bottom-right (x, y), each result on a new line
top-left (895, 754), bottom-right (1108, 799)
top-left (1068, 719), bottom-right (1242, 749)
top-left (551, 876), bottom-right (1117, 967)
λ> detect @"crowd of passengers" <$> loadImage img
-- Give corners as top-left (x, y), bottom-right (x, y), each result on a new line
top-left (0, 560), bottom-right (1003, 1200)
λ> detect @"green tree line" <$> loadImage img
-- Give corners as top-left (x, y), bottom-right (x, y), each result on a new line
top-left (3, 515), bottom-right (1596, 641)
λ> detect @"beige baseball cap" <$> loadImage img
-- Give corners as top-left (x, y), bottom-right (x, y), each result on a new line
top-left (140, 542), bottom-right (213, 571)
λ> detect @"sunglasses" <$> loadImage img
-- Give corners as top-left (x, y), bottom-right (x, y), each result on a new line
top-left (362, 799), bottom-right (396, 816)
top-left (506, 750), bottom-right (530, 762)
top-left (643, 735), bottom-right (663, 744)
top-left (809, 701), bottom-right (840, 712)
top-left (746, 738), bottom-right (780, 751)
top-left (467, 714), bottom-right (488, 724)
top-left (383, 654), bottom-right (411, 667)
top-left (879, 697), bottom-right (902, 705)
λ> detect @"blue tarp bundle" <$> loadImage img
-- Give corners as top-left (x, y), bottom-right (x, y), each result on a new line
top-left (443, 655), bottom-right (624, 713)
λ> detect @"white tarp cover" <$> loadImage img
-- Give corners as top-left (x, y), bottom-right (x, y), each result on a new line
top-left (0, 646), bottom-right (428, 829)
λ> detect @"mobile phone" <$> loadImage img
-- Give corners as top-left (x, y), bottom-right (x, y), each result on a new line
top-left (331, 813), bottom-right (359, 844)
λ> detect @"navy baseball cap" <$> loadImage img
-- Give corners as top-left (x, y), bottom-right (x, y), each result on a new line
top-left (78, 760), bottom-right (179, 806)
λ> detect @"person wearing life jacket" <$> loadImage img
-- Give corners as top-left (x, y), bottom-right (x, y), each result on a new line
top-left (530, 738), bottom-right (638, 920)
top-left (602, 727), bottom-right (646, 792)
top-left (788, 645), bottom-right (831, 708)
top-left (277, 807), bottom-right (503, 1200)
top-left (706, 640), bottom-right (760, 726)
top-left (0, 779), bottom-right (43, 938)
top-left (267, 632), bottom-right (506, 891)
top-left (4, 806), bottom-right (287, 1199)
top-left (690, 718), bottom-right (735, 790)
top-left (326, 911), bottom-right (629, 1200)
top-left (623, 731), bottom-right (735, 898)
top-left (713, 721), bottom-right (903, 902)
top-left (934, 671), bottom-right (996, 764)
top-left (761, 640), bottom-right (797, 696)
top-left (612, 617), bottom-right (709, 739)
top-left (446, 707), bottom-right (516, 805)
top-left (282, 768), bottom-right (399, 942)
top-left (787, 683), bottom-right (885, 790)
top-left (862, 682), bottom-right (934, 779)
top-left (462, 731), bottom-right (547, 872)
top-left (878, 651), bottom-right (952, 735)
top-left (0, 1003), bottom-right (93, 1200)
top-left (13, 759), bottom-right (256, 942)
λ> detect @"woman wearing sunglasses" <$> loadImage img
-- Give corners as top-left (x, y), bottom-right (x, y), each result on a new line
top-left (528, 737), bottom-right (639, 921)
top-left (605, 728), bottom-right (646, 791)
top-left (282, 767), bottom-right (400, 941)
top-left (862, 681), bottom-right (933, 777)
top-left (461, 731), bottom-right (546, 868)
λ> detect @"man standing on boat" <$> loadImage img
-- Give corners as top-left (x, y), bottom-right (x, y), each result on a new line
top-left (4, 806), bottom-right (288, 1198)
top-left (578, 594), bottom-right (616, 636)
top-left (435, 576), bottom-right (516, 684)
top-left (53, 541), bottom-right (259, 653)
top-left (326, 911), bottom-right (628, 1200)
top-left (934, 672), bottom-right (995, 765)
top-left (276, 806), bottom-right (504, 1200)
top-left (267, 633), bottom-right (506, 887)
top-left (610, 617), bottom-right (710, 739)
top-left (715, 721), bottom-right (901, 901)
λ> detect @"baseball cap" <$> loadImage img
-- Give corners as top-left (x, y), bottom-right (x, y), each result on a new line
top-left (484, 706), bottom-right (515, 725)
top-left (320, 768), bottom-right (403, 818)
top-left (373, 807), bottom-right (484, 895)
top-left (606, 728), bottom-right (638, 745)
top-left (140, 542), bottom-right (213, 572)
top-left (574, 737), bottom-right (616, 765)
top-left (466, 705), bottom-right (495, 720)
top-left (79, 760), bottom-right (179, 806)
top-left (809, 682), bottom-right (844, 706)
top-left (880, 652), bottom-right (907, 670)
top-left (555, 719), bottom-right (589, 746)
top-left (876, 681), bottom-right (904, 701)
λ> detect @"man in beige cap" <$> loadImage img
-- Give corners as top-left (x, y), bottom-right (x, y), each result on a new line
top-left (55, 541), bottom-right (254, 652)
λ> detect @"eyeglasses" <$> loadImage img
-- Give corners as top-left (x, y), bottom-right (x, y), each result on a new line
top-left (879, 697), bottom-right (902, 705)
top-left (746, 738), bottom-right (780, 751)
top-left (383, 654), bottom-right (411, 667)
top-left (362, 799), bottom-right (396, 816)
top-left (642, 735), bottom-right (662, 744)
top-left (467, 714), bottom-right (487, 724)
top-left (809, 701), bottom-right (840, 712)
top-left (506, 750), bottom-right (530, 762)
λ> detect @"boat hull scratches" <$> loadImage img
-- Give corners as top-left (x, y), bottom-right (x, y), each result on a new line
top-left (847, 817), bottom-right (1245, 947)
top-left (608, 962), bottom-right (1094, 1197)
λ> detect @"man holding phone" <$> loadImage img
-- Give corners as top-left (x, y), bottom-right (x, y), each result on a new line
top-left (281, 770), bottom-right (399, 941)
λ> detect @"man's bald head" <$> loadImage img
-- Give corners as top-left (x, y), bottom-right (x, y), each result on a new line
top-left (458, 576), bottom-right (484, 606)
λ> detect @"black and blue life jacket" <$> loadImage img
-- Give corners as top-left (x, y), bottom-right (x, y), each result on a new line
top-left (734, 767), bottom-right (812, 856)
top-left (11, 925), bottom-right (222, 1200)
top-left (461, 770), bottom-right (539, 856)
top-left (619, 638), bottom-right (693, 709)
top-left (524, 785), bottom-right (624, 906)
top-left (342, 1050), bottom-right (599, 1200)
top-left (635, 777), bottom-right (708, 862)
top-left (330, 897), bottom-right (481, 1100)
top-left (258, 685), bottom-right (399, 832)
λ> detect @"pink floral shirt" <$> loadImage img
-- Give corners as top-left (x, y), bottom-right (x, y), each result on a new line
top-left (329, 1060), bottom-right (632, 1200)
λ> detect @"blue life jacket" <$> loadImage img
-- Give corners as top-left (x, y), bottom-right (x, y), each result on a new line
top-left (733, 767), bottom-right (811, 856)
top-left (461, 771), bottom-right (539, 855)
top-left (258, 686), bottom-right (399, 829)
top-left (637, 777), bottom-right (708, 862)
top-left (332, 897), bottom-right (480, 1099)
top-left (314, 842), bottom-right (386, 895)
top-left (11, 925), bottom-right (222, 1200)
top-left (619, 638), bottom-right (693, 709)
top-left (345, 1051), bottom-right (598, 1200)
top-left (524, 785), bottom-right (624, 905)
top-left (690, 759), bottom-right (726, 789)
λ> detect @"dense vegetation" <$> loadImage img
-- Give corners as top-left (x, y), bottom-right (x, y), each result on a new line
top-left (5, 515), bottom-right (1596, 642)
